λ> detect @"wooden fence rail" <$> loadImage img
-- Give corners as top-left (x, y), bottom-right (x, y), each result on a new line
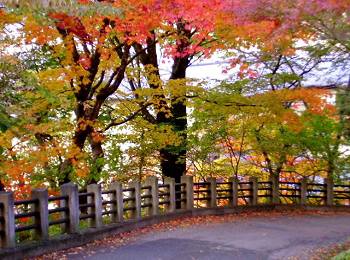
top-left (0, 176), bottom-right (348, 249)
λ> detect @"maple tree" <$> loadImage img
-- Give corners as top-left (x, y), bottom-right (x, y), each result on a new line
top-left (204, 0), bottom-right (350, 183)
top-left (0, 0), bottom-right (279, 184)
top-left (189, 85), bottom-right (311, 182)
top-left (0, 0), bottom-right (349, 195)
top-left (0, 1), bottom-right (230, 188)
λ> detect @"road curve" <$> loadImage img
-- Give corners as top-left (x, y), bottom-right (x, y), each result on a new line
top-left (69, 214), bottom-right (350, 260)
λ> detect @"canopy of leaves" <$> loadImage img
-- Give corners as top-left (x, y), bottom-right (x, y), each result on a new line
top-left (0, 0), bottom-right (349, 195)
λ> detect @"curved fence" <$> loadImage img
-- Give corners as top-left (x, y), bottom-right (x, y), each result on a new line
top-left (0, 176), bottom-right (348, 249)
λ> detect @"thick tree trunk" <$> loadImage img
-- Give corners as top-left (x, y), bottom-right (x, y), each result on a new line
top-left (160, 56), bottom-right (189, 208)
top-left (160, 101), bottom-right (187, 181)
top-left (58, 121), bottom-right (91, 185)
top-left (160, 55), bottom-right (189, 180)
top-left (132, 29), bottom-right (190, 197)
top-left (159, 99), bottom-right (187, 208)
top-left (59, 125), bottom-right (107, 186)
top-left (88, 131), bottom-right (105, 184)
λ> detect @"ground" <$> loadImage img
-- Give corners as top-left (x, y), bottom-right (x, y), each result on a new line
top-left (35, 211), bottom-right (350, 260)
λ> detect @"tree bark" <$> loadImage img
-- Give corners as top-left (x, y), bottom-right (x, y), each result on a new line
top-left (88, 131), bottom-right (104, 184)
top-left (58, 125), bottom-right (90, 185)
top-left (160, 55), bottom-right (189, 183)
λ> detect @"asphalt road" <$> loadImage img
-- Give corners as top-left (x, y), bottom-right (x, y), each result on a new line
top-left (70, 214), bottom-right (350, 260)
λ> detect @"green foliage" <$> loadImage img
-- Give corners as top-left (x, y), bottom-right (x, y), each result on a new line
top-left (337, 87), bottom-right (350, 139)
top-left (0, 0), bottom-right (349, 195)
top-left (332, 250), bottom-right (350, 260)
top-left (298, 113), bottom-right (350, 180)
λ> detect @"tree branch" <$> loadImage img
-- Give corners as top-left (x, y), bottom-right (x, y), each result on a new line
top-left (104, 102), bottom-right (152, 131)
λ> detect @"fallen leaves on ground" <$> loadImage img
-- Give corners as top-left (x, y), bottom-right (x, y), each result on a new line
top-left (305, 240), bottom-right (350, 260)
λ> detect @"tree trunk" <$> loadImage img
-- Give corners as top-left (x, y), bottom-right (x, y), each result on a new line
top-left (160, 56), bottom-right (189, 208)
top-left (58, 121), bottom-right (91, 185)
top-left (132, 29), bottom-right (191, 205)
top-left (88, 131), bottom-right (105, 184)
top-left (160, 55), bottom-right (189, 179)
top-left (159, 100), bottom-right (187, 208)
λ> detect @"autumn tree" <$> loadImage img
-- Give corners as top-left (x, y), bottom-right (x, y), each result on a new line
top-left (297, 112), bottom-right (350, 181)
top-left (1, 0), bottom-right (349, 196)
top-left (0, 1), bottom-right (234, 186)
top-left (1, 0), bottom-right (279, 184)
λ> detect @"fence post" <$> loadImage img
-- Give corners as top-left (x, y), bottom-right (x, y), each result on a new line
top-left (207, 177), bottom-right (217, 208)
top-left (31, 189), bottom-right (49, 240)
top-left (164, 177), bottom-right (176, 213)
top-left (325, 178), bottom-right (334, 206)
top-left (228, 177), bottom-right (238, 207)
top-left (87, 184), bottom-right (103, 228)
top-left (270, 174), bottom-right (280, 204)
top-left (249, 177), bottom-right (258, 206)
top-left (109, 182), bottom-right (124, 223)
top-left (300, 177), bottom-right (308, 205)
top-left (129, 181), bottom-right (141, 219)
top-left (60, 183), bottom-right (79, 233)
top-left (145, 176), bottom-right (159, 216)
top-left (181, 176), bottom-right (193, 210)
top-left (0, 192), bottom-right (15, 248)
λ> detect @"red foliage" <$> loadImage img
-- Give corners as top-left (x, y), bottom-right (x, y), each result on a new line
top-left (48, 13), bottom-right (91, 42)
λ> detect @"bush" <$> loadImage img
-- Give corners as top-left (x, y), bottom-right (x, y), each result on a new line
top-left (333, 250), bottom-right (350, 260)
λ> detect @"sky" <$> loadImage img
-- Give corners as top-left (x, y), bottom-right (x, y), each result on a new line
top-left (189, 56), bottom-right (349, 88)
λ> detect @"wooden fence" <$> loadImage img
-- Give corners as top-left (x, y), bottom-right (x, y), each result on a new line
top-left (0, 176), bottom-right (349, 249)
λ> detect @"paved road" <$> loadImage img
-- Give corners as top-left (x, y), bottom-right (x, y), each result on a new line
top-left (70, 214), bottom-right (350, 260)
